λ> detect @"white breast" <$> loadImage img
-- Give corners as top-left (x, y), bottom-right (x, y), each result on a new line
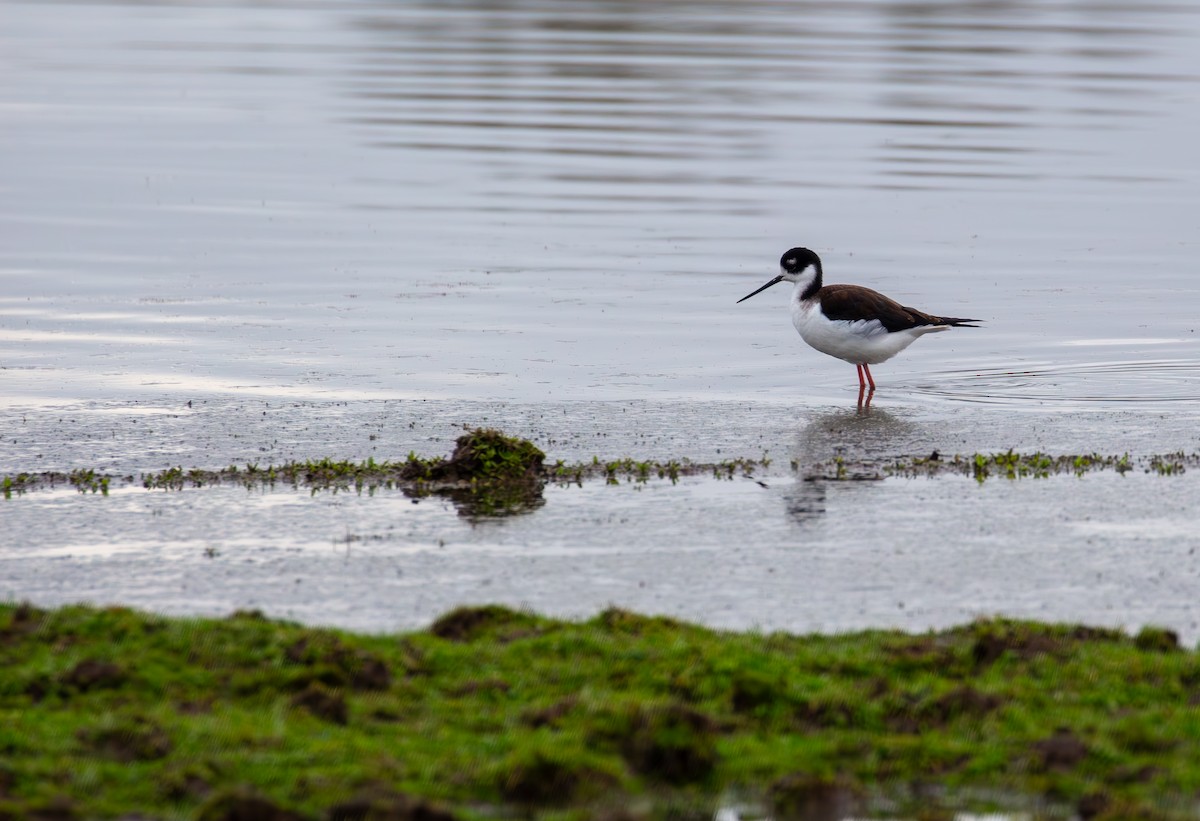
top-left (790, 297), bottom-right (947, 365)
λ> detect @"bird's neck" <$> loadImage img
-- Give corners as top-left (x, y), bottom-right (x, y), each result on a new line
top-left (794, 264), bottom-right (822, 302)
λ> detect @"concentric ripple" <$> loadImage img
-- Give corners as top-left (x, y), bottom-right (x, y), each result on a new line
top-left (912, 358), bottom-right (1200, 408)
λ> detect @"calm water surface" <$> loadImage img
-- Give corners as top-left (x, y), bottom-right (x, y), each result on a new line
top-left (3, 0), bottom-right (1198, 406)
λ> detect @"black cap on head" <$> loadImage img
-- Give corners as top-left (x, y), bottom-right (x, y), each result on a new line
top-left (780, 247), bottom-right (821, 274)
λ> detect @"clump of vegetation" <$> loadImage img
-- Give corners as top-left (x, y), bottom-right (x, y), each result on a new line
top-left (1, 602), bottom-right (1199, 819)
top-left (405, 427), bottom-right (546, 517)
top-left (1134, 625), bottom-right (1180, 653)
top-left (429, 604), bottom-right (546, 643)
top-left (428, 427), bottom-right (545, 483)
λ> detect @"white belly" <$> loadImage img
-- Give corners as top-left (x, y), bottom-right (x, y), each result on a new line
top-left (790, 299), bottom-right (947, 365)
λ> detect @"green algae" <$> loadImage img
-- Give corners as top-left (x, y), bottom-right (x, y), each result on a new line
top-left (2, 602), bottom-right (1199, 820)
top-left (0, 431), bottom-right (771, 507)
top-left (803, 450), bottom-right (1199, 482)
top-left (5, 412), bottom-right (1194, 507)
top-left (3, 446), bottom-right (1194, 502)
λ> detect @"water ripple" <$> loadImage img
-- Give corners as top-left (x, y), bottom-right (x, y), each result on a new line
top-left (914, 359), bottom-right (1200, 407)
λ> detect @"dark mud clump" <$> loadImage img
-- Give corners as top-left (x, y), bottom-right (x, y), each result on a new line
top-left (496, 749), bottom-right (616, 805)
top-left (927, 686), bottom-right (1004, 721)
top-left (348, 654), bottom-right (392, 691)
top-left (284, 633), bottom-right (391, 692)
top-left (227, 609), bottom-right (269, 622)
top-left (791, 697), bottom-right (857, 731)
top-left (1077, 792), bottom-right (1112, 820)
top-left (428, 605), bottom-right (541, 643)
top-left (78, 716), bottom-right (172, 762)
top-left (1134, 625), bottom-right (1179, 653)
top-left (21, 796), bottom-right (78, 821)
top-left (883, 636), bottom-right (963, 676)
top-left (521, 696), bottom-right (580, 729)
top-left (0, 601), bottom-right (47, 644)
top-left (326, 787), bottom-right (459, 821)
top-left (594, 607), bottom-right (685, 635)
top-left (1032, 728), bottom-right (1089, 772)
top-left (289, 683), bottom-right (348, 725)
top-left (729, 667), bottom-right (786, 714)
top-left (618, 703), bottom-right (719, 785)
top-left (972, 629), bottom-right (1059, 668)
top-left (448, 678), bottom-right (510, 697)
top-left (769, 773), bottom-right (864, 821)
top-left (969, 620), bottom-right (1123, 669)
top-left (195, 786), bottom-right (309, 821)
top-left (161, 761), bottom-right (223, 801)
top-left (886, 686), bottom-right (1004, 733)
top-left (60, 659), bottom-right (126, 693)
top-left (27, 658), bottom-right (129, 702)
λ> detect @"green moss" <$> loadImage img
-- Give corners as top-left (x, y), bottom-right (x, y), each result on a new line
top-left (1, 604), bottom-right (1199, 818)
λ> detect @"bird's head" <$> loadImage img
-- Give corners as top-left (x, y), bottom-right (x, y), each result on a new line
top-left (736, 247), bottom-right (823, 303)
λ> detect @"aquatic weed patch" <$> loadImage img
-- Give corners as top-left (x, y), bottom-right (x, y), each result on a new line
top-left (551, 454), bottom-right (768, 487)
top-left (1, 428), bottom-right (552, 517)
top-left (0, 428), bottom-right (772, 510)
top-left (803, 450), bottom-right (1200, 482)
top-left (2, 603), bottom-right (1200, 819)
top-left (4, 442), bottom-right (1188, 503)
top-left (2, 469), bottom-right (121, 498)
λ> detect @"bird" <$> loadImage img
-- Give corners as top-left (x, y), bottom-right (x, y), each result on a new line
top-left (737, 247), bottom-right (980, 392)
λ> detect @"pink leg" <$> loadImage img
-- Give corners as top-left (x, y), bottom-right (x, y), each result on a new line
top-left (855, 364), bottom-right (866, 389)
top-left (863, 363), bottom-right (877, 391)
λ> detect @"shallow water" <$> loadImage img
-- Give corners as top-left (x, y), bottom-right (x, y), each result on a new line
top-left (3, 0), bottom-right (1199, 407)
top-left (5, 459), bottom-right (1199, 641)
top-left (2, 0), bottom-right (1200, 637)
top-left (3, 397), bottom-right (1199, 644)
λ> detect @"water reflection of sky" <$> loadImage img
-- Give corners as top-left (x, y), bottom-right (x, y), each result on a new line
top-left (345, 2), bottom-right (1189, 193)
top-left (0, 0), bottom-right (1198, 406)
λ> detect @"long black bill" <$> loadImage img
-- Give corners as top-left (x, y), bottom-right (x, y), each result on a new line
top-left (736, 275), bottom-right (784, 303)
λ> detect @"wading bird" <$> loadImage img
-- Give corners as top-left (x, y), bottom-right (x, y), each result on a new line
top-left (737, 248), bottom-right (980, 398)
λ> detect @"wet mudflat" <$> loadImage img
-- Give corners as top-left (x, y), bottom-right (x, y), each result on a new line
top-left (3, 397), bottom-right (1199, 645)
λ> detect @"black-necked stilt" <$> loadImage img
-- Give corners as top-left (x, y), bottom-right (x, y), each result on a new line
top-left (737, 247), bottom-right (980, 392)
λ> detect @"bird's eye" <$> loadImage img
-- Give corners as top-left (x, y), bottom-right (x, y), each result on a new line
top-left (786, 258), bottom-right (796, 266)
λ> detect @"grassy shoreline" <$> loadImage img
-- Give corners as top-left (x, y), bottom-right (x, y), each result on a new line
top-left (2, 602), bottom-right (1197, 820)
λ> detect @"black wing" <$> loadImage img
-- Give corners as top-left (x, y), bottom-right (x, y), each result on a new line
top-left (819, 285), bottom-right (981, 332)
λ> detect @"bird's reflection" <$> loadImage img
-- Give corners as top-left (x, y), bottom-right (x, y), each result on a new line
top-left (783, 403), bottom-right (917, 526)
top-left (857, 384), bottom-right (874, 411)
top-left (402, 482), bottom-right (546, 521)
top-left (784, 478), bottom-right (828, 524)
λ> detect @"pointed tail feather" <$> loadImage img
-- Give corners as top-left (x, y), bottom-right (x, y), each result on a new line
top-left (937, 316), bottom-right (982, 328)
